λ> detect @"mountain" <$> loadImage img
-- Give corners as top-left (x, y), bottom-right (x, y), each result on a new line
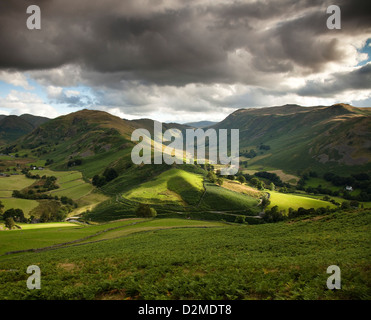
top-left (0, 114), bottom-right (50, 144)
top-left (10, 109), bottom-right (140, 176)
top-left (185, 121), bottom-right (217, 128)
top-left (213, 103), bottom-right (371, 174)
top-left (3, 104), bottom-right (370, 178)
top-left (19, 114), bottom-right (50, 127)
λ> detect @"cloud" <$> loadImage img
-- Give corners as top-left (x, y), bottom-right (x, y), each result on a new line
top-left (0, 90), bottom-right (59, 117)
top-left (0, 71), bottom-right (33, 90)
top-left (297, 63), bottom-right (371, 97)
top-left (0, 0), bottom-right (370, 121)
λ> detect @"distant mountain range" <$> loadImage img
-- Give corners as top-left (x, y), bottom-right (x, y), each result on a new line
top-left (0, 104), bottom-right (370, 175)
top-left (0, 114), bottom-right (50, 144)
top-left (185, 121), bottom-right (217, 128)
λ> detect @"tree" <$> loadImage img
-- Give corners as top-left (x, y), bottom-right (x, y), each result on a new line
top-left (136, 204), bottom-right (157, 218)
top-left (250, 177), bottom-right (264, 190)
top-left (341, 201), bottom-right (351, 210)
top-left (103, 168), bottom-right (118, 182)
top-left (216, 178), bottom-right (224, 186)
top-left (5, 217), bottom-right (15, 230)
top-left (237, 175), bottom-right (246, 184)
top-left (207, 171), bottom-right (217, 183)
top-left (0, 200), bottom-right (4, 215)
top-left (92, 175), bottom-right (107, 187)
top-left (3, 208), bottom-right (26, 223)
top-left (261, 197), bottom-right (271, 209)
top-left (269, 182), bottom-right (275, 191)
top-left (234, 215), bottom-right (246, 224)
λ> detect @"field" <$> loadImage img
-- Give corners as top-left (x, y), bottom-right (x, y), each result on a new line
top-left (304, 177), bottom-right (342, 192)
top-left (0, 175), bottom-right (35, 192)
top-left (220, 180), bottom-right (262, 199)
top-left (0, 211), bottom-right (369, 300)
top-left (29, 169), bottom-right (94, 201)
top-left (199, 182), bottom-right (260, 212)
top-left (268, 191), bottom-right (338, 211)
top-left (124, 168), bottom-right (204, 205)
top-left (0, 198), bottom-right (39, 217)
top-left (0, 218), bottom-right (223, 256)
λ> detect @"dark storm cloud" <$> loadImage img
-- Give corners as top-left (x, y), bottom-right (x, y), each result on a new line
top-left (297, 63), bottom-right (371, 97)
top-left (0, 0), bottom-right (370, 88)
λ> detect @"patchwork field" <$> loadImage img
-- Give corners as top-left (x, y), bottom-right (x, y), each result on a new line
top-left (32, 169), bottom-right (94, 201)
top-left (268, 191), bottom-right (338, 211)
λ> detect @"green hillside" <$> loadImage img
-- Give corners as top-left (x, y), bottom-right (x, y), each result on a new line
top-left (0, 210), bottom-right (369, 300)
top-left (124, 168), bottom-right (204, 206)
top-left (0, 114), bottom-right (49, 144)
top-left (214, 104), bottom-right (371, 174)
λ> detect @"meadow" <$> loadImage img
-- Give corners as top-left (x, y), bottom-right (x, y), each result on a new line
top-left (267, 191), bottom-right (337, 211)
top-left (124, 168), bottom-right (204, 205)
top-left (0, 210), bottom-right (369, 300)
top-left (32, 169), bottom-right (94, 201)
top-left (1, 198), bottom-right (39, 216)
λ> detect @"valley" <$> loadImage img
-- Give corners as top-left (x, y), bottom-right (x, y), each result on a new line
top-left (0, 104), bottom-right (370, 300)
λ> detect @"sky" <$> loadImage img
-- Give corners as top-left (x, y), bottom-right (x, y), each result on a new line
top-left (0, 0), bottom-right (370, 123)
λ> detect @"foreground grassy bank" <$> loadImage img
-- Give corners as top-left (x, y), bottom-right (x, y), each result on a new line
top-left (0, 210), bottom-right (370, 300)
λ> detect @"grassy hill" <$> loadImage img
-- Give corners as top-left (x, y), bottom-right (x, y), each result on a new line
top-left (7, 109), bottom-right (140, 179)
top-left (214, 104), bottom-right (371, 175)
top-left (124, 168), bottom-right (204, 206)
top-left (0, 114), bottom-right (49, 144)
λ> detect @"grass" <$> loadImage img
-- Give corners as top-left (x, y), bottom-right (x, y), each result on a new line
top-left (31, 169), bottom-right (94, 201)
top-left (0, 198), bottom-right (39, 216)
top-left (0, 211), bottom-right (369, 300)
top-left (199, 182), bottom-right (260, 212)
top-left (0, 175), bottom-right (35, 191)
top-left (14, 222), bottom-right (79, 230)
top-left (220, 180), bottom-right (262, 199)
top-left (124, 168), bottom-right (204, 206)
top-left (0, 219), bottom-right (145, 255)
top-left (0, 218), bottom-right (222, 256)
top-left (305, 177), bottom-right (341, 192)
top-left (51, 183), bottom-right (94, 200)
top-left (268, 191), bottom-right (338, 211)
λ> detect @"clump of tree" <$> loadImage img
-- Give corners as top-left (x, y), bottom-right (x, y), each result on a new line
top-left (2, 208), bottom-right (27, 223)
top-left (92, 168), bottom-right (119, 187)
top-left (261, 197), bottom-right (271, 209)
top-left (250, 177), bottom-right (265, 190)
top-left (67, 159), bottom-right (83, 167)
top-left (241, 149), bottom-right (257, 158)
top-left (12, 190), bottom-right (54, 200)
top-left (207, 171), bottom-right (217, 183)
top-left (135, 203), bottom-right (157, 218)
top-left (254, 171), bottom-right (283, 187)
top-left (237, 175), bottom-right (246, 184)
top-left (259, 144), bottom-right (271, 151)
top-left (263, 206), bottom-right (285, 223)
top-left (45, 159), bottom-right (54, 166)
